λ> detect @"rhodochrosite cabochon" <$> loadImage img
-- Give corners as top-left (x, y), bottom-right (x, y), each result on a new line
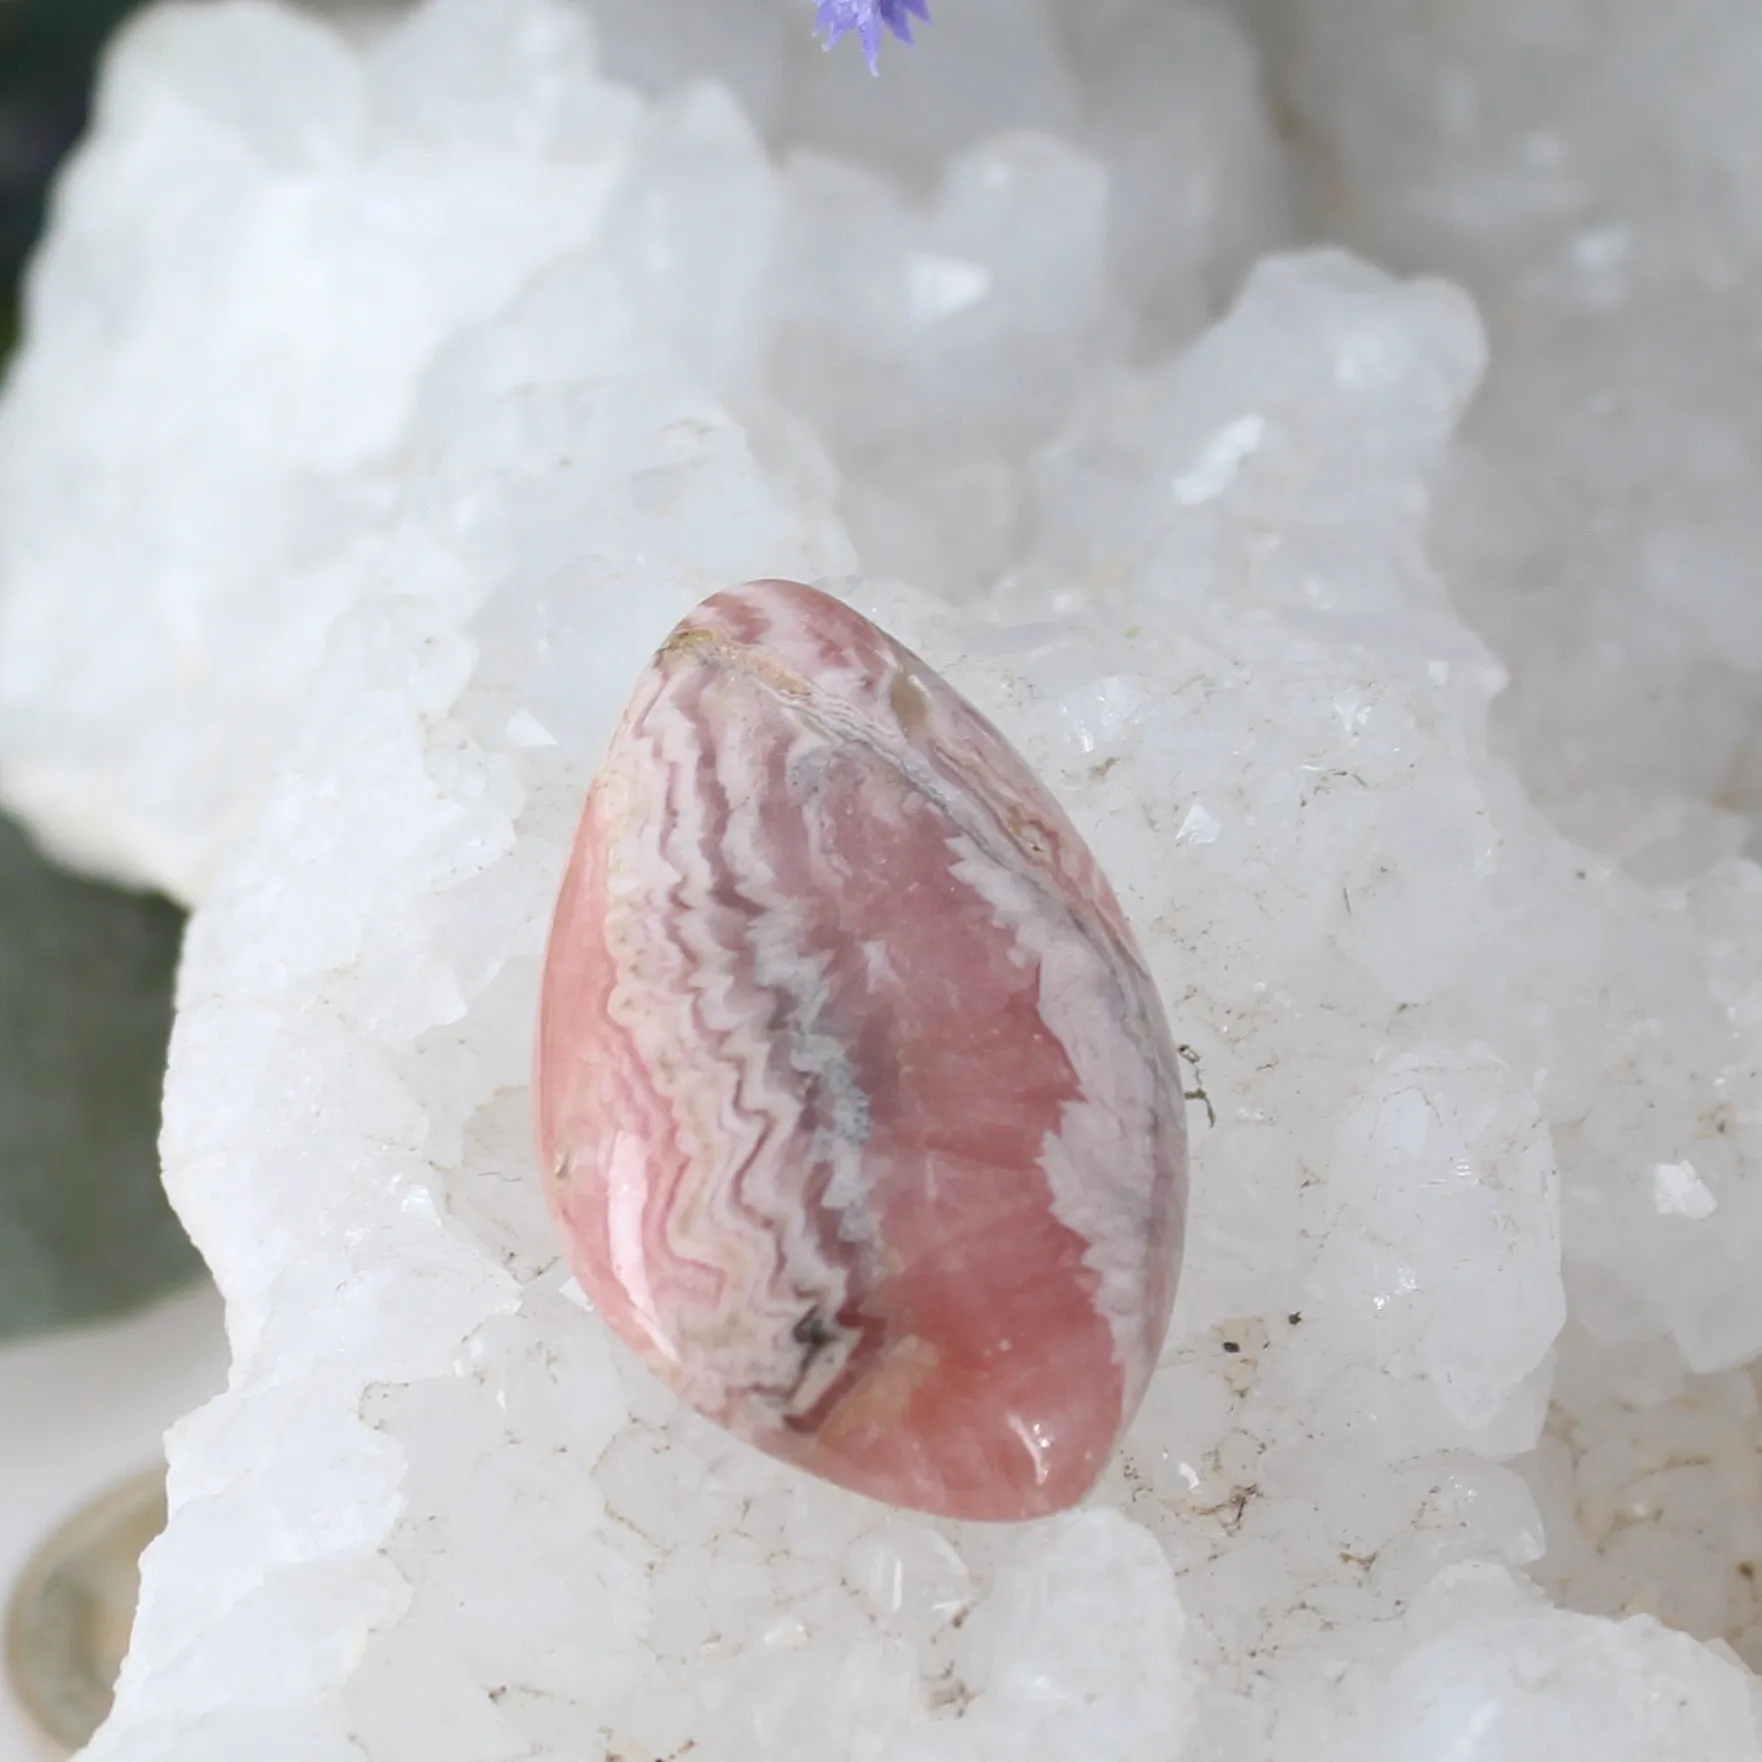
top-left (535, 581), bottom-right (1188, 1521)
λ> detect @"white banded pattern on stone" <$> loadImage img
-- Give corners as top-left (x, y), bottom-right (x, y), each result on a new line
top-left (537, 580), bottom-right (1188, 1520)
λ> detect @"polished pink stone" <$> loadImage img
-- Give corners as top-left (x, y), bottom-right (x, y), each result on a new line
top-left (535, 580), bottom-right (1187, 1521)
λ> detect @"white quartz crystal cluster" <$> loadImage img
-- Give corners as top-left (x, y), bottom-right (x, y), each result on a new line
top-left (2, 0), bottom-right (1761, 1756)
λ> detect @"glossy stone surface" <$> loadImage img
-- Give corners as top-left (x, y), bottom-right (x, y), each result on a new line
top-left (536, 580), bottom-right (1188, 1521)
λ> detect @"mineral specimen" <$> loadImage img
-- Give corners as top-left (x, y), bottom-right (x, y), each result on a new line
top-left (537, 579), bottom-right (1187, 1520)
top-left (7, 0), bottom-right (1762, 1758)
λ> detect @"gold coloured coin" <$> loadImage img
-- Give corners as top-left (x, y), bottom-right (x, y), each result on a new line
top-left (5, 1467), bottom-right (167, 1758)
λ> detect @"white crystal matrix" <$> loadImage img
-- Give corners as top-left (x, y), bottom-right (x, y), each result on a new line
top-left (2, 0), bottom-right (1761, 1757)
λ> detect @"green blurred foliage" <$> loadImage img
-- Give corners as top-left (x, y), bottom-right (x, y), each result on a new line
top-left (0, 0), bottom-right (199, 1339)
top-left (0, 820), bottom-right (199, 1338)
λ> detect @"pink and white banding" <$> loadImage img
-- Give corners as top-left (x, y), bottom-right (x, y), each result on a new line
top-left (536, 580), bottom-right (1188, 1521)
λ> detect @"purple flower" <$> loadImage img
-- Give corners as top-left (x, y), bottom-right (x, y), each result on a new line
top-left (815, 0), bottom-right (931, 73)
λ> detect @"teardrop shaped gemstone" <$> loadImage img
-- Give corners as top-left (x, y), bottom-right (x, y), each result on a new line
top-left (535, 580), bottom-right (1187, 1521)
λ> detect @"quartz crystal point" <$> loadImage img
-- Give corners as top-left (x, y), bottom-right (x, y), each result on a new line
top-left (536, 581), bottom-right (1187, 1520)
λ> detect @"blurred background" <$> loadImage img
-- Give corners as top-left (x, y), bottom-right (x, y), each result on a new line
top-left (1, 6), bottom-right (224, 1757)
top-left (0, 2), bottom-right (138, 359)
top-left (0, 0), bottom-right (195, 1335)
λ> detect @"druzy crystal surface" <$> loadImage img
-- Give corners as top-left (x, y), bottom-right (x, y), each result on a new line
top-left (537, 580), bottom-right (1186, 1520)
top-left (5, 0), bottom-right (1762, 1759)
